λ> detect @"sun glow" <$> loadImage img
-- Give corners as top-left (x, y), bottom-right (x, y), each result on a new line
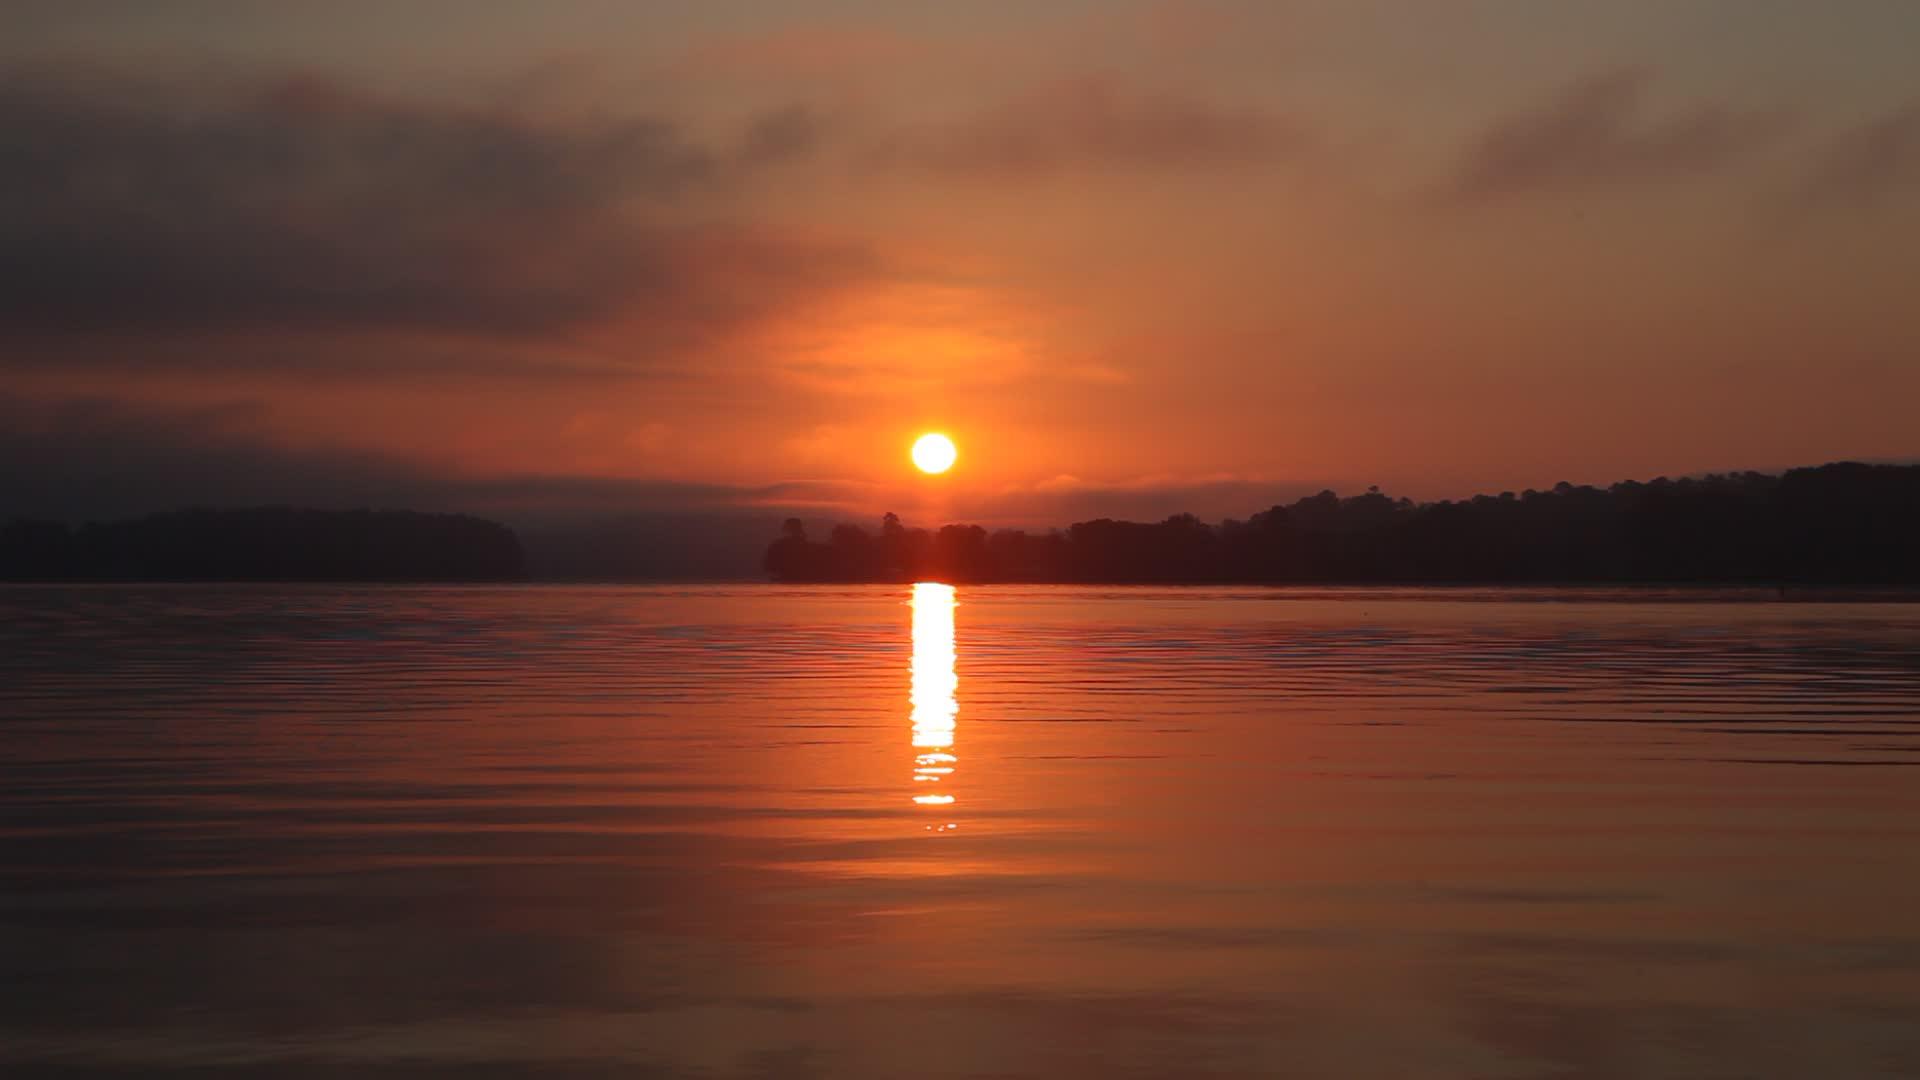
top-left (911, 433), bottom-right (957, 475)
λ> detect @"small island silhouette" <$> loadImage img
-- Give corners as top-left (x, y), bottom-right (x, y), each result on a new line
top-left (0, 507), bottom-right (526, 582)
top-left (766, 462), bottom-right (1920, 586)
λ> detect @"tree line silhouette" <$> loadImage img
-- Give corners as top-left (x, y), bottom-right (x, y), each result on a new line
top-left (765, 462), bottom-right (1920, 585)
top-left (1, 507), bottom-right (526, 582)
top-left (5, 462), bottom-right (1913, 584)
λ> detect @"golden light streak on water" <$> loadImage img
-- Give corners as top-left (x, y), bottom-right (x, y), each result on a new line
top-left (909, 582), bottom-right (958, 810)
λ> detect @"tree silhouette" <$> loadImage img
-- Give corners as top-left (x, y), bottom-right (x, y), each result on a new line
top-left (760, 462), bottom-right (1920, 585)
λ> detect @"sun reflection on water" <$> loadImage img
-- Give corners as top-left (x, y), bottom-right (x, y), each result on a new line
top-left (909, 582), bottom-right (958, 818)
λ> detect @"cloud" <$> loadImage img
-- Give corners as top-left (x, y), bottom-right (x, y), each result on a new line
top-left (0, 64), bottom-right (863, 370)
top-left (1444, 70), bottom-right (1776, 204)
top-left (1797, 104), bottom-right (1920, 210)
top-left (872, 77), bottom-right (1302, 176)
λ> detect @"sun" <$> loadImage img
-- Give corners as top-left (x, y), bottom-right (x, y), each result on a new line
top-left (911, 432), bottom-right (957, 475)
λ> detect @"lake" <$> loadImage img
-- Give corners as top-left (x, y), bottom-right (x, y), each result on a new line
top-left (3, 584), bottom-right (1919, 1078)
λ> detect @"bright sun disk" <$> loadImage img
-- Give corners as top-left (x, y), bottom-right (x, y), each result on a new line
top-left (911, 433), bottom-right (957, 474)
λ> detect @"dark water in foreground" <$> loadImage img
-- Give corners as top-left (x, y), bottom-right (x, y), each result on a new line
top-left (3, 585), bottom-right (1919, 1078)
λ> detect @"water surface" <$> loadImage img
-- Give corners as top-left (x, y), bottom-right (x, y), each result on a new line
top-left (3, 585), bottom-right (1919, 1078)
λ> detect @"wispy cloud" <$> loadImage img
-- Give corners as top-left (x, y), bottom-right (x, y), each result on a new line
top-left (1443, 70), bottom-right (1778, 204)
top-left (871, 77), bottom-right (1303, 176)
top-left (1796, 104), bottom-right (1920, 210)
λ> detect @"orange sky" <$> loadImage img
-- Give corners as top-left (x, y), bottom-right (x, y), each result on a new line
top-left (4, 2), bottom-right (1918, 526)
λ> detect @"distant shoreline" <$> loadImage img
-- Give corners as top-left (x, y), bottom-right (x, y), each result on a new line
top-left (6, 581), bottom-right (1920, 603)
top-left (8, 462), bottom-right (1919, 588)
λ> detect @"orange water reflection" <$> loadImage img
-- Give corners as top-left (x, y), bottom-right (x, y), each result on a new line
top-left (909, 583), bottom-right (959, 822)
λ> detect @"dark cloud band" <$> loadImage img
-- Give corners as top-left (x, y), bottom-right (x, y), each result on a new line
top-left (0, 66), bottom-right (847, 367)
